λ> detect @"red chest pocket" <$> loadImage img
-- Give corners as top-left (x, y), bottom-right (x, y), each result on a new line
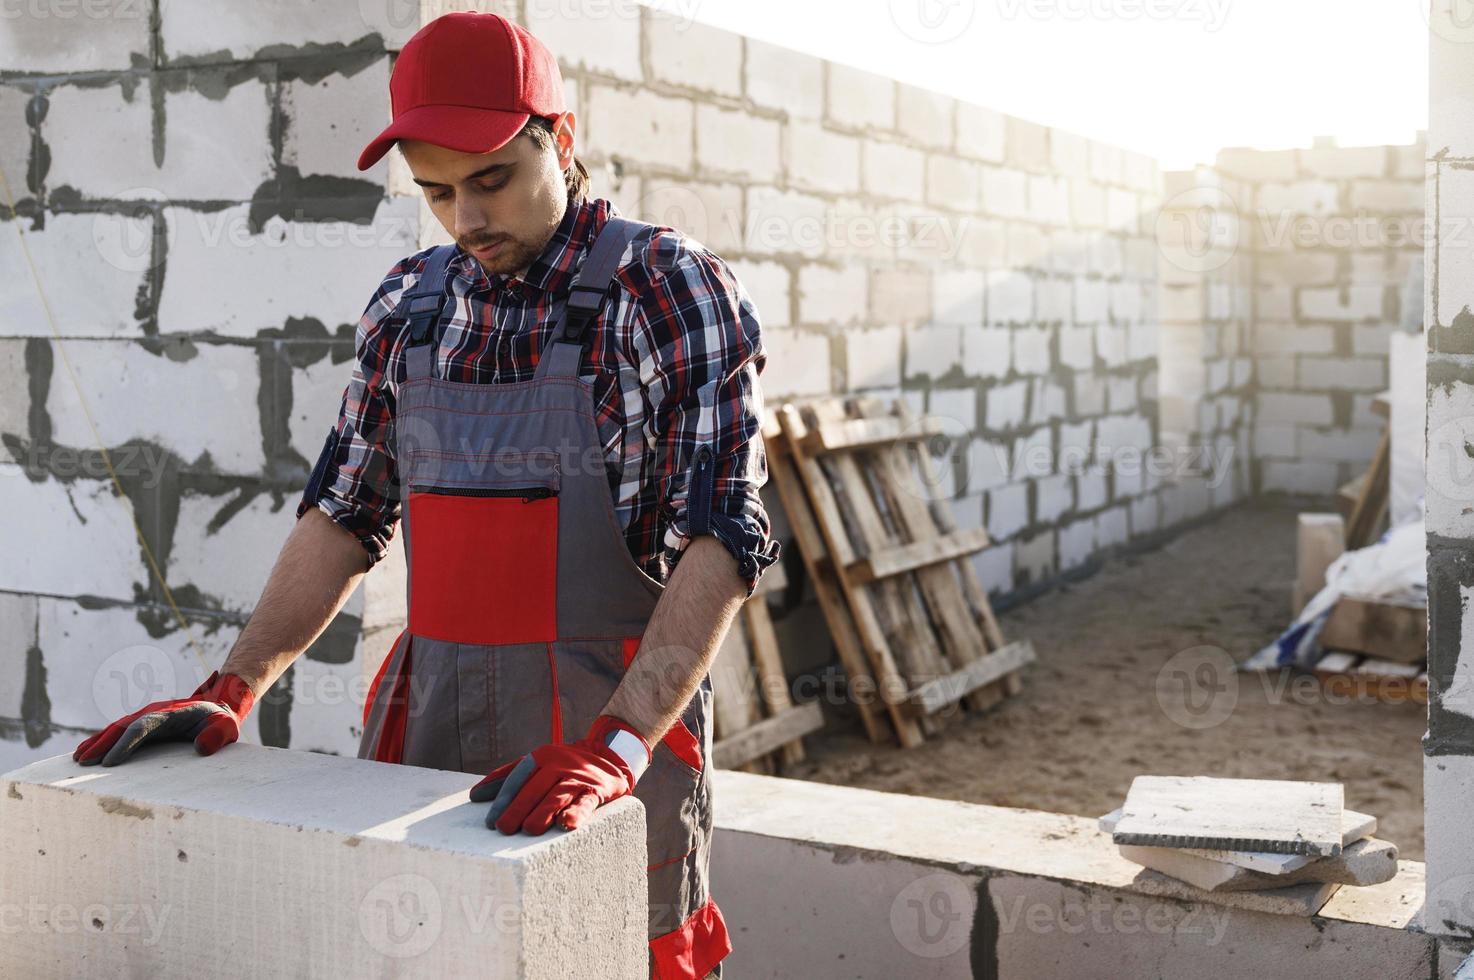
top-left (407, 456), bottom-right (560, 645)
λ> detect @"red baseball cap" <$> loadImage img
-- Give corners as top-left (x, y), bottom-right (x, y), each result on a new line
top-left (357, 12), bottom-right (565, 171)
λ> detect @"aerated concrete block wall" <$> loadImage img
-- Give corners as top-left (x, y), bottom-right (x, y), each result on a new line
top-left (574, 7), bottom-right (1171, 598)
top-left (0, 2), bottom-right (428, 769)
top-left (1214, 137), bottom-right (1426, 497)
top-left (1423, 0), bottom-right (1474, 941)
top-left (0, 0), bottom-right (1427, 771)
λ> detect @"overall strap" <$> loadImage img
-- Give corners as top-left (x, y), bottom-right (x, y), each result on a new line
top-left (402, 243), bottom-right (457, 382)
top-left (534, 216), bottom-right (642, 381)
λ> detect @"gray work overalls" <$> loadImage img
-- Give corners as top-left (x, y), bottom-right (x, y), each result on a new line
top-left (357, 216), bottom-right (728, 979)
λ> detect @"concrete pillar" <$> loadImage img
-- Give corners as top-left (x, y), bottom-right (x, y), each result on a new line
top-left (1424, 0), bottom-right (1474, 941)
top-left (1, 744), bottom-right (648, 978)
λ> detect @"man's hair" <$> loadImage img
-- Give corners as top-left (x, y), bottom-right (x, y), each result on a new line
top-left (522, 116), bottom-right (590, 201)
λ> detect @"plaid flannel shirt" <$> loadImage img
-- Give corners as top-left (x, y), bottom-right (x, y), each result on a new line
top-left (296, 195), bottom-right (782, 599)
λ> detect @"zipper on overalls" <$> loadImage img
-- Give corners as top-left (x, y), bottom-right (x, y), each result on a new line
top-left (408, 484), bottom-right (557, 503)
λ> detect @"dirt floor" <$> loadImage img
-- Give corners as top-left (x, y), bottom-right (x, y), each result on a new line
top-left (789, 501), bottom-right (1428, 859)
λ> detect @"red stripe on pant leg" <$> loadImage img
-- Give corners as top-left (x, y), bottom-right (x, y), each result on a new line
top-left (649, 898), bottom-right (732, 980)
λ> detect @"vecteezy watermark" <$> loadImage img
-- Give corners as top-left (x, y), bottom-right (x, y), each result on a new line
top-left (1155, 645), bottom-right (1239, 730)
top-left (1155, 186), bottom-right (1241, 275)
top-left (0, 900), bottom-right (172, 944)
top-left (993, 889), bottom-right (1232, 944)
top-left (995, 0), bottom-right (1232, 30)
top-left (91, 645), bottom-right (182, 721)
top-left (0, 0), bottom-right (147, 20)
top-left (359, 873), bottom-right (443, 959)
top-left (889, 0), bottom-right (977, 44)
top-left (1423, 0), bottom-right (1474, 45)
top-left (891, 872), bottom-right (975, 959)
top-left (5, 442), bottom-right (174, 488)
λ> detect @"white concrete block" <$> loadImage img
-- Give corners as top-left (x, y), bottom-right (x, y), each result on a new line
top-left (984, 380), bottom-right (1028, 430)
top-left (1028, 379), bottom-right (1066, 424)
top-left (761, 328), bottom-right (830, 398)
top-left (527, 0), bottom-right (642, 80)
top-left (1058, 517), bottom-right (1095, 569)
top-left (1114, 776), bottom-right (1344, 858)
top-left (870, 268), bottom-right (931, 325)
top-left (0, 473), bottom-right (146, 602)
top-left (697, 104), bottom-right (781, 183)
top-left (585, 86), bottom-right (694, 169)
top-left (1129, 492), bottom-right (1160, 534)
top-left (1258, 392), bottom-right (1335, 426)
top-left (1425, 754), bottom-right (1474, 938)
top-left (955, 102), bottom-right (1005, 163)
top-left (646, 12), bottom-right (742, 96)
top-left (971, 541), bottom-right (1014, 595)
top-left (1350, 179), bottom-right (1424, 213)
top-left (1028, 174), bottom-right (1071, 226)
top-left (1428, 377), bottom-right (1474, 538)
top-left (282, 58), bottom-right (392, 183)
top-left (44, 340), bottom-right (264, 474)
top-left (743, 186), bottom-right (831, 259)
top-left (157, 197), bottom-right (419, 338)
top-left (797, 262), bottom-right (867, 325)
top-left (1263, 460), bottom-right (1341, 495)
top-left (980, 166), bottom-right (1029, 220)
top-left (36, 598), bottom-right (240, 732)
top-left (1096, 505), bottom-right (1129, 548)
top-left (0, 212), bottom-right (146, 338)
top-left (744, 39), bottom-right (823, 120)
top-left (1106, 187), bottom-right (1141, 232)
top-left (0, 0), bottom-right (150, 71)
top-left (1035, 472), bottom-right (1073, 524)
top-left (860, 141), bottom-right (924, 202)
top-left (925, 154), bottom-right (980, 210)
top-left (986, 270), bottom-right (1033, 325)
top-left (1299, 286), bottom-right (1386, 322)
top-left (895, 85), bottom-right (953, 150)
top-left (1035, 277), bottom-right (1073, 325)
top-left (1059, 325), bottom-right (1094, 371)
top-left (826, 63), bottom-right (894, 131)
top-left (0, 592), bottom-right (38, 719)
top-left (636, 178), bottom-right (744, 256)
top-left (727, 259), bottom-right (791, 329)
top-left (987, 482), bottom-right (1029, 540)
top-left (962, 325), bottom-right (1010, 379)
top-left (845, 326), bottom-right (902, 389)
top-left (784, 121), bottom-right (861, 196)
top-left (1, 744), bottom-right (647, 978)
top-left (167, 491), bottom-right (299, 615)
top-left (904, 324), bottom-right (962, 380)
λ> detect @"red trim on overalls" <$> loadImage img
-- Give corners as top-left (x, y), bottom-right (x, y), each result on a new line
top-left (622, 636), bottom-right (702, 773)
top-left (364, 629), bottom-right (412, 763)
top-left (649, 898), bottom-right (732, 980)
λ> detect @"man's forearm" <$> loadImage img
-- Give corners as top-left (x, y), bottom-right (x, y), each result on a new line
top-left (602, 534), bottom-right (749, 743)
top-left (221, 507), bottom-right (371, 701)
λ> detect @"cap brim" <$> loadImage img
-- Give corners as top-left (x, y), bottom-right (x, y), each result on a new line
top-left (357, 104), bottom-right (531, 171)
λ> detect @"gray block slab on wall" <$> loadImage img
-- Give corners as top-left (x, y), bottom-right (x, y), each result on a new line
top-left (1113, 775), bottom-right (1345, 857)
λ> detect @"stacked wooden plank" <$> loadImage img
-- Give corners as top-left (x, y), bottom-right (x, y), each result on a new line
top-left (710, 562), bottom-right (824, 773)
top-left (1103, 776), bottom-right (1398, 916)
top-left (763, 396), bottom-right (1035, 748)
top-left (1292, 512), bottom-right (1428, 705)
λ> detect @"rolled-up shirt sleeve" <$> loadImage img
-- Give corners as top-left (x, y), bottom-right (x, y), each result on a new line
top-left (295, 257), bottom-right (414, 568)
top-left (633, 235), bottom-right (782, 599)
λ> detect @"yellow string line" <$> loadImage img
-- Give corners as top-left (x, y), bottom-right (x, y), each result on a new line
top-left (0, 165), bottom-right (209, 673)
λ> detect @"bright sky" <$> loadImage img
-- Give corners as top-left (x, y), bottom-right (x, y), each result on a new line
top-left (647, 0), bottom-right (1428, 169)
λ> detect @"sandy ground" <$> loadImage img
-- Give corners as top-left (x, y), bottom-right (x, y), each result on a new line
top-left (789, 501), bottom-right (1428, 860)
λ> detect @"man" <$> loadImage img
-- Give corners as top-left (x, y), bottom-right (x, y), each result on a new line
top-left (71, 12), bottom-right (781, 979)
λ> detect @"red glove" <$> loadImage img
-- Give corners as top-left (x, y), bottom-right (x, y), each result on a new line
top-left (72, 670), bottom-right (256, 767)
top-left (468, 715), bottom-right (651, 835)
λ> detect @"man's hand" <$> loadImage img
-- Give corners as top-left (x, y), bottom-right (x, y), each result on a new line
top-left (71, 671), bottom-right (256, 767)
top-left (468, 715), bottom-right (651, 835)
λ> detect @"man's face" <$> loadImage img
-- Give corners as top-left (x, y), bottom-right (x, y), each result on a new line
top-left (400, 112), bottom-right (576, 278)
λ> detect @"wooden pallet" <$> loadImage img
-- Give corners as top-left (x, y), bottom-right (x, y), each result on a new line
top-left (710, 562), bottom-right (825, 772)
top-left (1313, 651), bottom-right (1428, 705)
top-left (765, 396), bottom-right (1035, 748)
